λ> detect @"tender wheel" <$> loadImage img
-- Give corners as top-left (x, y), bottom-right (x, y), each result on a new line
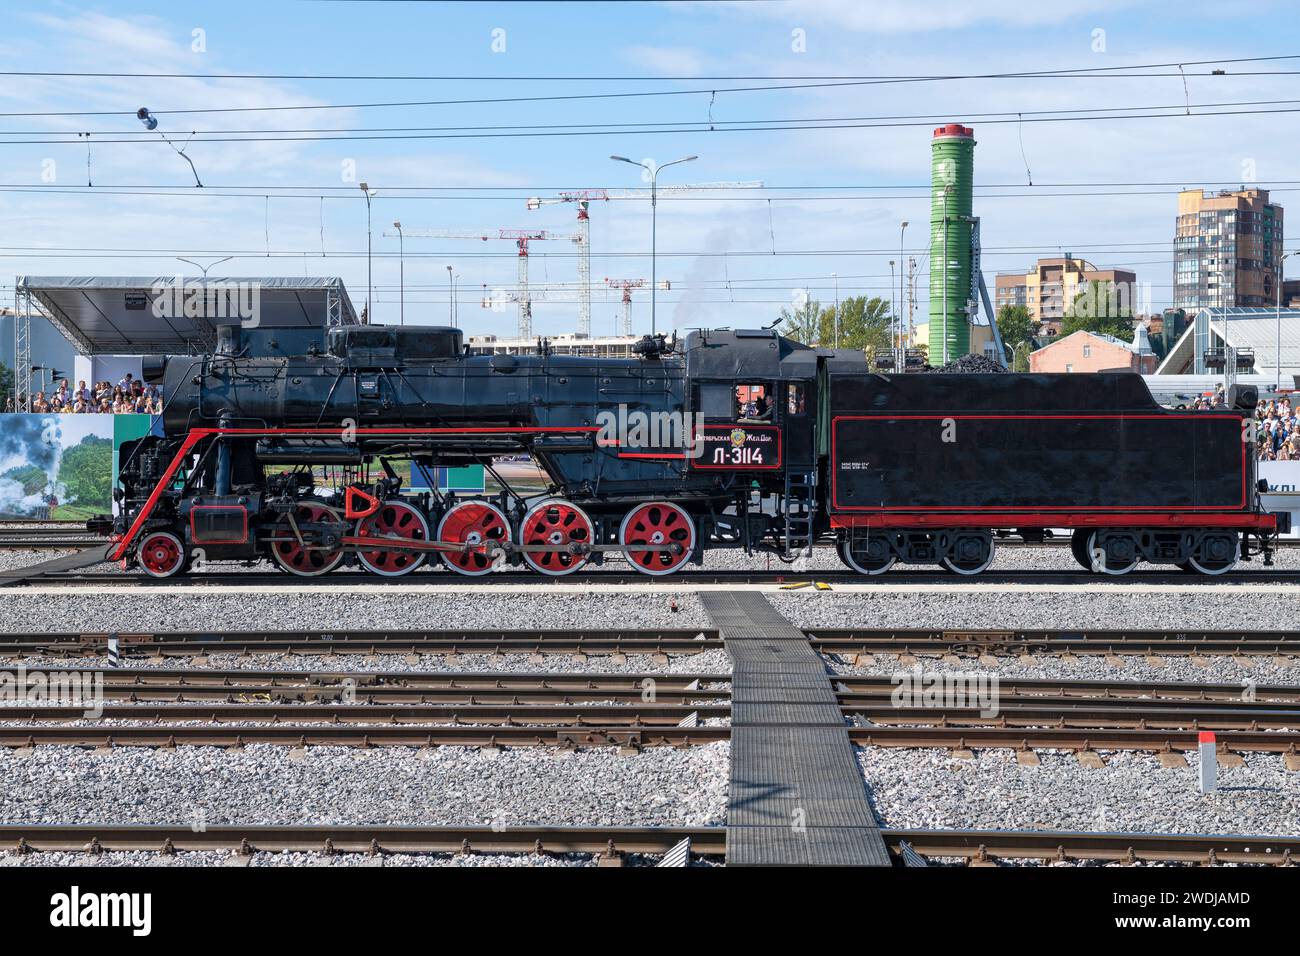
top-left (137, 531), bottom-right (187, 578)
top-left (619, 501), bottom-right (695, 576)
top-left (837, 532), bottom-right (895, 576)
top-left (1085, 531), bottom-right (1139, 576)
top-left (1069, 529), bottom-right (1093, 571)
top-left (438, 501), bottom-right (511, 577)
top-left (940, 533), bottom-right (995, 576)
top-left (1188, 532), bottom-right (1239, 576)
top-left (520, 499), bottom-right (593, 576)
top-left (270, 502), bottom-right (346, 577)
top-left (355, 500), bottom-right (430, 577)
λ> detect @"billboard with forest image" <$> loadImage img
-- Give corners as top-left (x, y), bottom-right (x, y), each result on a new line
top-left (0, 414), bottom-right (142, 521)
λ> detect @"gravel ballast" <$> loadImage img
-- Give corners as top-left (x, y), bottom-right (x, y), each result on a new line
top-left (0, 742), bottom-right (730, 829)
top-left (828, 651), bottom-right (1299, 686)
top-left (860, 747), bottom-right (1300, 837)
top-left (775, 590), bottom-right (1300, 634)
top-left (0, 591), bottom-right (710, 633)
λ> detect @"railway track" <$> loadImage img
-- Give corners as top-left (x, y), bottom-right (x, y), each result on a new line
top-left (0, 628), bottom-right (722, 658)
top-left (10, 566), bottom-right (1300, 587)
top-left (0, 823), bottom-right (1293, 865)
top-left (4, 626), bottom-right (1300, 660)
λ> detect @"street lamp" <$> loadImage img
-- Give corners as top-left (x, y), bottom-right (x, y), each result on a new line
top-left (899, 220), bottom-right (909, 354)
top-left (888, 260), bottom-right (896, 348)
top-left (392, 221), bottom-right (404, 326)
top-left (446, 265), bottom-right (454, 326)
top-left (831, 272), bottom-right (839, 348)
top-left (359, 182), bottom-right (376, 322)
top-left (176, 256), bottom-right (233, 280)
top-left (610, 154), bottom-right (697, 336)
top-left (1277, 250), bottom-right (1295, 392)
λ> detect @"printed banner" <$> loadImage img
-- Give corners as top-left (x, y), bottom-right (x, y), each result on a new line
top-left (0, 414), bottom-right (118, 520)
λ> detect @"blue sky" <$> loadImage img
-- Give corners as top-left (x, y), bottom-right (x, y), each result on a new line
top-left (2, 0), bottom-right (1298, 369)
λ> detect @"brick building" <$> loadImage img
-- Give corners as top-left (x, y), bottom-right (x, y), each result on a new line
top-left (1029, 329), bottom-right (1158, 374)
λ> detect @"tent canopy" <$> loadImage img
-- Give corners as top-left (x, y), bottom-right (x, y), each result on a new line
top-left (16, 276), bottom-right (358, 356)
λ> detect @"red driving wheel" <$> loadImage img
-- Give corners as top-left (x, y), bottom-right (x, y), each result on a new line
top-left (519, 498), bottom-right (593, 576)
top-left (270, 502), bottom-right (345, 577)
top-left (355, 500), bottom-right (430, 577)
top-left (619, 502), bottom-right (695, 576)
top-left (437, 501), bottom-right (511, 576)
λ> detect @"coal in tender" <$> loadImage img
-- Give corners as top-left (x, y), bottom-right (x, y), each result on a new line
top-left (927, 354), bottom-right (1008, 374)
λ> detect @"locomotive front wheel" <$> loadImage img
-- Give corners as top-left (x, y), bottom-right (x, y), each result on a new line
top-left (520, 499), bottom-right (593, 576)
top-left (437, 501), bottom-right (512, 577)
top-left (270, 502), bottom-right (346, 577)
top-left (355, 500), bottom-right (430, 577)
top-left (837, 534), bottom-right (895, 576)
top-left (619, 502), bottom-right (695, 576)
top-left (137, 531), bottom-right (188, 578)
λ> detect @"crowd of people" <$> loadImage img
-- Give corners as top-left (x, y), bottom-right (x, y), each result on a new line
top-left (1255, 396), bottom-right (1300, 461)
top-left (3, 374), bottom-right (163, 414)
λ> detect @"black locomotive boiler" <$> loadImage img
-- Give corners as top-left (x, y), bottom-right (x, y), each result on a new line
top-left (104, 322), bottom-right (1281, 578)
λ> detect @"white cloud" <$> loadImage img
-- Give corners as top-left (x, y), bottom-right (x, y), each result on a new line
top-left (622, 45), bottom-right (711, 76)
top-left (702, 0), bottom-right (1143, 33)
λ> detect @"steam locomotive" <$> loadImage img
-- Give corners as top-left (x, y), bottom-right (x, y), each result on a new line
top-left (101, 322), bottom-right (1281, 578)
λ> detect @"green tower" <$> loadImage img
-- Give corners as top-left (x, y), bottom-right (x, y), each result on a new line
top-left (928, 123), bottom-right (975, 363)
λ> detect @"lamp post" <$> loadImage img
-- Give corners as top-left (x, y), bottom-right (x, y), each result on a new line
top-left (453, 272), bottom-right (460, 327)
top-left (832, 272), bottom-right (839, 348)
top-left (1278, 251), bottom-right (1295, 392)
top-left (611, 154), bottom-right (697, 336)
top-left (899, 220), bottom-right (909, 359)
top-left (888, 260), bottom-right (896, 349)
top-left (446, 265), bottom-right (454, 326)
top-left (392, 221), bottom-right (404, 326)
top-left (359, 182), bottom-right (376, 322)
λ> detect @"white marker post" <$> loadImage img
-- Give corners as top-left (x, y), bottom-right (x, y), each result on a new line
top-left (1198, 731), bottom-right (1217, 794)
top-left (107, 634), bottom-right (121, 668)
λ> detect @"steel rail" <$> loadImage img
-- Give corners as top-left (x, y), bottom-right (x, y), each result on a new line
top-left (0, 824), bottom-right (727, 857)
top-left (0, 702), bottom-right (730, 724)
top-left (0, 721), bottom-right (1295, 752)
top-left (0, 724), bottom-right (730, 748)
top-left (834, 674), bottom-right (1300, 704)
top-left (0, 628), bottom-right (722, 657)
top-left (813, 627), bottom-right (1300, 657)
top-left (13, 567), bottom-right (1300, 587)
top-left (3, 700), bottom-right (1297, 734)
top-left (883, 828), bottom-right (1300, 865)
top-left (846, 725), bottom-right (1300, 753)
top-left (0, 823), bottom-right (1293, 864)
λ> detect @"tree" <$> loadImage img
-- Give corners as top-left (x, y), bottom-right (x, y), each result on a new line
top-left (0, 360), bottom-right (12, 402)
top-left (778, 298), bottom-right (821, 345)
top-left (811, 295), bottom-right (895, 354)
top-left (57, 435), bottom-right (112, 513)
top-left (995, 304), bottom-right (1037, 357)
top-left (1061, 280), bottom-right (1136, 341)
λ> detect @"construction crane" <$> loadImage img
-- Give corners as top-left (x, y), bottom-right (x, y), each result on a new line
top-left (382, 227), bottom-right (580, 339)
top-left (526, 181), bottom-right (762, 337)
top-left (604, 278), bottom-right (670, 336)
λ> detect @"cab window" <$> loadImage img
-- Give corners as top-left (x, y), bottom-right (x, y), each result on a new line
top-left (736, 384), bottom-right (772, 421)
